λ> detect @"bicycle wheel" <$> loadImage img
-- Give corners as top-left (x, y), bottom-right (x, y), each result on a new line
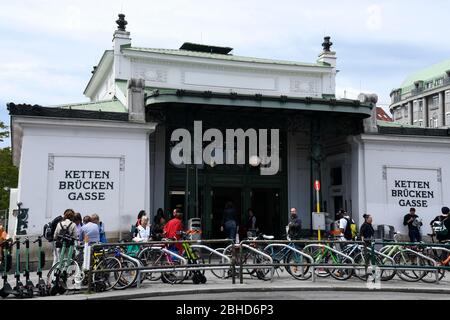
top-left (303, 246), bottom-right (331, 278)
top-left (93, 256), bottom-right (121, 291)
top-left (249, 251), bottom-right (273, 281)
top-left (285, 250), bottom-right (311, 280)
top-left (113, 259), bottom-right (138, 290)
top-left (47, 260), bottom-right (83, 290)
top-left (184, 250), bottom-right (206, 283)
top-left (161, 257), bottom-right (187, 284)
top-left (208, 248), bottom-right (231, 279)
top-left (327, 254), bottom-right (353, 281)
top-left (138, 247), bottom-right (163, 281)
top-left (418, 248), bottom-right (446, 283)
top-left (393, 251), bottom-right (426, 282)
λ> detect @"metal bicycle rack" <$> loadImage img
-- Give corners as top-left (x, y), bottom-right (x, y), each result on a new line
top-left (239, 244), bottom-right (274, 283)
top-left (191, 245), bottom-right (232, 279)
top-left (263, 243), bottom-right (315, 282)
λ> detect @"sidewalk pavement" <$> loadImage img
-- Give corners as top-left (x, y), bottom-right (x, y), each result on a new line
top-left (15, 269), bottom-right (450, 300)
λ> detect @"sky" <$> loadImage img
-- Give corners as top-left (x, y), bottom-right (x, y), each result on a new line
top-left (1, 0), bottom-right (450, 147)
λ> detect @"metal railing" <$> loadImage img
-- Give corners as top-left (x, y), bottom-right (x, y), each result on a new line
top-left (66, 239), bottom-right (450, 293)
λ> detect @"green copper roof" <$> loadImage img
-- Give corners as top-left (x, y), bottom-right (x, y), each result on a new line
top-left (377, 120), bottom-right (417, 128)
top-left (400, 59), bottom-right (450, 93)
top-left (123, 46), bottom-right (330, 68)
top-left (50, 99), bottom-right (127, 113)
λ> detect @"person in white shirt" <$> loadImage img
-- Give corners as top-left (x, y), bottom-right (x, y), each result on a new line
top-left (133, 215), bottom-right (151, 242)
top-left (337, 209), bottom-right (354, 241)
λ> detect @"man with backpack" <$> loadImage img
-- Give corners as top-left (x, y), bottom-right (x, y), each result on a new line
top-left (43, 212), bottom-right (65, 266)
top-left (337, 209), bottom-right (357, 241)
top-left (430, 206), bottom-right (450, 243)
top-left (52, 209), bottom-right (78, 266)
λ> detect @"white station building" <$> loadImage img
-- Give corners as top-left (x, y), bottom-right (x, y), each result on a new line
top-left (7, 15), bottom-right (450, 242)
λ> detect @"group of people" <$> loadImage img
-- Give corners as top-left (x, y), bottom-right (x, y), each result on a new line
top-left (50, 209), bottom-right (107, 265)
top-left (287, 205), bottom-right (450, 245)
top-left (402, 206), bottom-right (450, 243)
top-left (132, 208), bottom-right (185, 252)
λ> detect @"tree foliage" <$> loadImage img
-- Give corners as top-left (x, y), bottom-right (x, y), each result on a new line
top-left (0, 121), bottom-right (8, 142)
top-left (0, 147), bottom-right (18, 212)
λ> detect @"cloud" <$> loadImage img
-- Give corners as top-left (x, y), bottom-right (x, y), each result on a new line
top-left (0, 0), bottom-right (449, 148)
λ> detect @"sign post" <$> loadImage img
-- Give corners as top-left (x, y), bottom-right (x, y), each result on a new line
top-left (314, 180), bottom-right (321, 240)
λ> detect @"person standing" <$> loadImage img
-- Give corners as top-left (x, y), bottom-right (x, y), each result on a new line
top-left (92, 214), bottom-right (107, 243)
top-left (133, 215), bottom-right (151, 242)
top-left (221, 202), bottom-right (238, 242)
top-left (403, 208), bottom-right (422, 242)
top-left (49, 211), bottom-right (65, 266)
top-left (287, 208), bottom-right (302, 240)
top-left (74, 212), bottom-right (83, 240)
top-left (80, 215), bottom-right (100, 245)
top-left (337, 209), bottom-right (356, 241)
top-left (164, 210), bottom-right (184, 252)
top-left (151, 214), bottom-right (166, 241)
top-left (53, 209), bottom-right (78, 266)
top-left (360, 214), bottom-right (375, 242)
top-left (430, 206), bottom-right (450, 242)
top-left (246, 208), bottom-right (258, 238)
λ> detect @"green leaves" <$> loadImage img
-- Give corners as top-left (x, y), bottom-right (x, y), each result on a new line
top-left (0, 147), bottom-right (18, 211)
top-left (0, 121), bottom-right (8, 142)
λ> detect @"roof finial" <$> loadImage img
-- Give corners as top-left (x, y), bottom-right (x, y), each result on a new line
top-left (116, 13), bottom-right (127, 31)
top-left (322, 36), bottom-right (333, 52)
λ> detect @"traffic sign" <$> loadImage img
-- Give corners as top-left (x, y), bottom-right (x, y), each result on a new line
top-left (314, 180), bottom-right (321, 191)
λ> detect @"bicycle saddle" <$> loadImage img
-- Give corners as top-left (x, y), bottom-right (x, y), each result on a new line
top-left (262, 235), bottom-right (274, 240)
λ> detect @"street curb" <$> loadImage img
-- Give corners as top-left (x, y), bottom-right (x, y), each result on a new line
top-left (52, 284), bottom-right (450, 300)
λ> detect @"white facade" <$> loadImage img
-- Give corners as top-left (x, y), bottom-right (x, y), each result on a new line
top-left (9, 117), bottom-right (155, 239)
top-left (352, 133), bottom-right (450, 234)
top-left (9, 17), bottom-right (450, 242)
top-left (84, 30), bottom-right (336, 107)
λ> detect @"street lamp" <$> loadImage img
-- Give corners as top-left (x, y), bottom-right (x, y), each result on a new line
top-left (249, 155), bottom-right (261, 167)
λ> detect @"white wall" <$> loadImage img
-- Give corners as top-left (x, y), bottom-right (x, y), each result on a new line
top-left (122, 55), bottom-right (333, 98)
top-left (14, 118), bottom-right (155, 238)
top-left (356, 133), bottom-right (450, 235)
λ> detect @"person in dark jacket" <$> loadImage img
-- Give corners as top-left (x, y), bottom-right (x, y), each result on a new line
top-left (246, 208), bottom-right (258, 238)
top-left (360, 214), bottom-right (375, 242)
top-left (403, 208), bottom-right (422, 242)
top-left (221, 202), bottom-right (238, 242)
top-left (151, 214), bottom-right (166, 241)
top-left (288, 208), bottom-right (302, 240)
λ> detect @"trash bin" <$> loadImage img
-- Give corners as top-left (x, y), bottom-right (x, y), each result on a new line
top-left (377, 224), bottom-right (395, 240)
top-left (187, 218), bottom-right (202, 240)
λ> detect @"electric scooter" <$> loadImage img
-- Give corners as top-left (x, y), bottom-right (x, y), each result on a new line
top-left (0, 240), bottom-right (13, 298)
top-left (22, 238), bottom-right (34, 298)
top-left (50, 235), bottom-right (77, 296)
top-left (12, 239), bottom-right (25, 298)
top-left (33, 237), bottom-right (48, 296)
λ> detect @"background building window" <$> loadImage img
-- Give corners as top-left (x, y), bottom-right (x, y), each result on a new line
top-left (331, 167), bottom-right (343, 186)
top-left (430, 95), bottom-right (439, 110)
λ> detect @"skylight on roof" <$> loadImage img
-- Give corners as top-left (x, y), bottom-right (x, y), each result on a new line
top-left (179, 42), bottom-right (233, 55)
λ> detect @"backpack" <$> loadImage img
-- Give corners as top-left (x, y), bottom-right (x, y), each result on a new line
top-left (55, 221), bottom-right (73, 248)
top-left (42, 216), bottom-right (63, 242)
top-left (432, 217), bottom-right (449, 239)
top-left (344, 218), bottom-right (357, 240)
